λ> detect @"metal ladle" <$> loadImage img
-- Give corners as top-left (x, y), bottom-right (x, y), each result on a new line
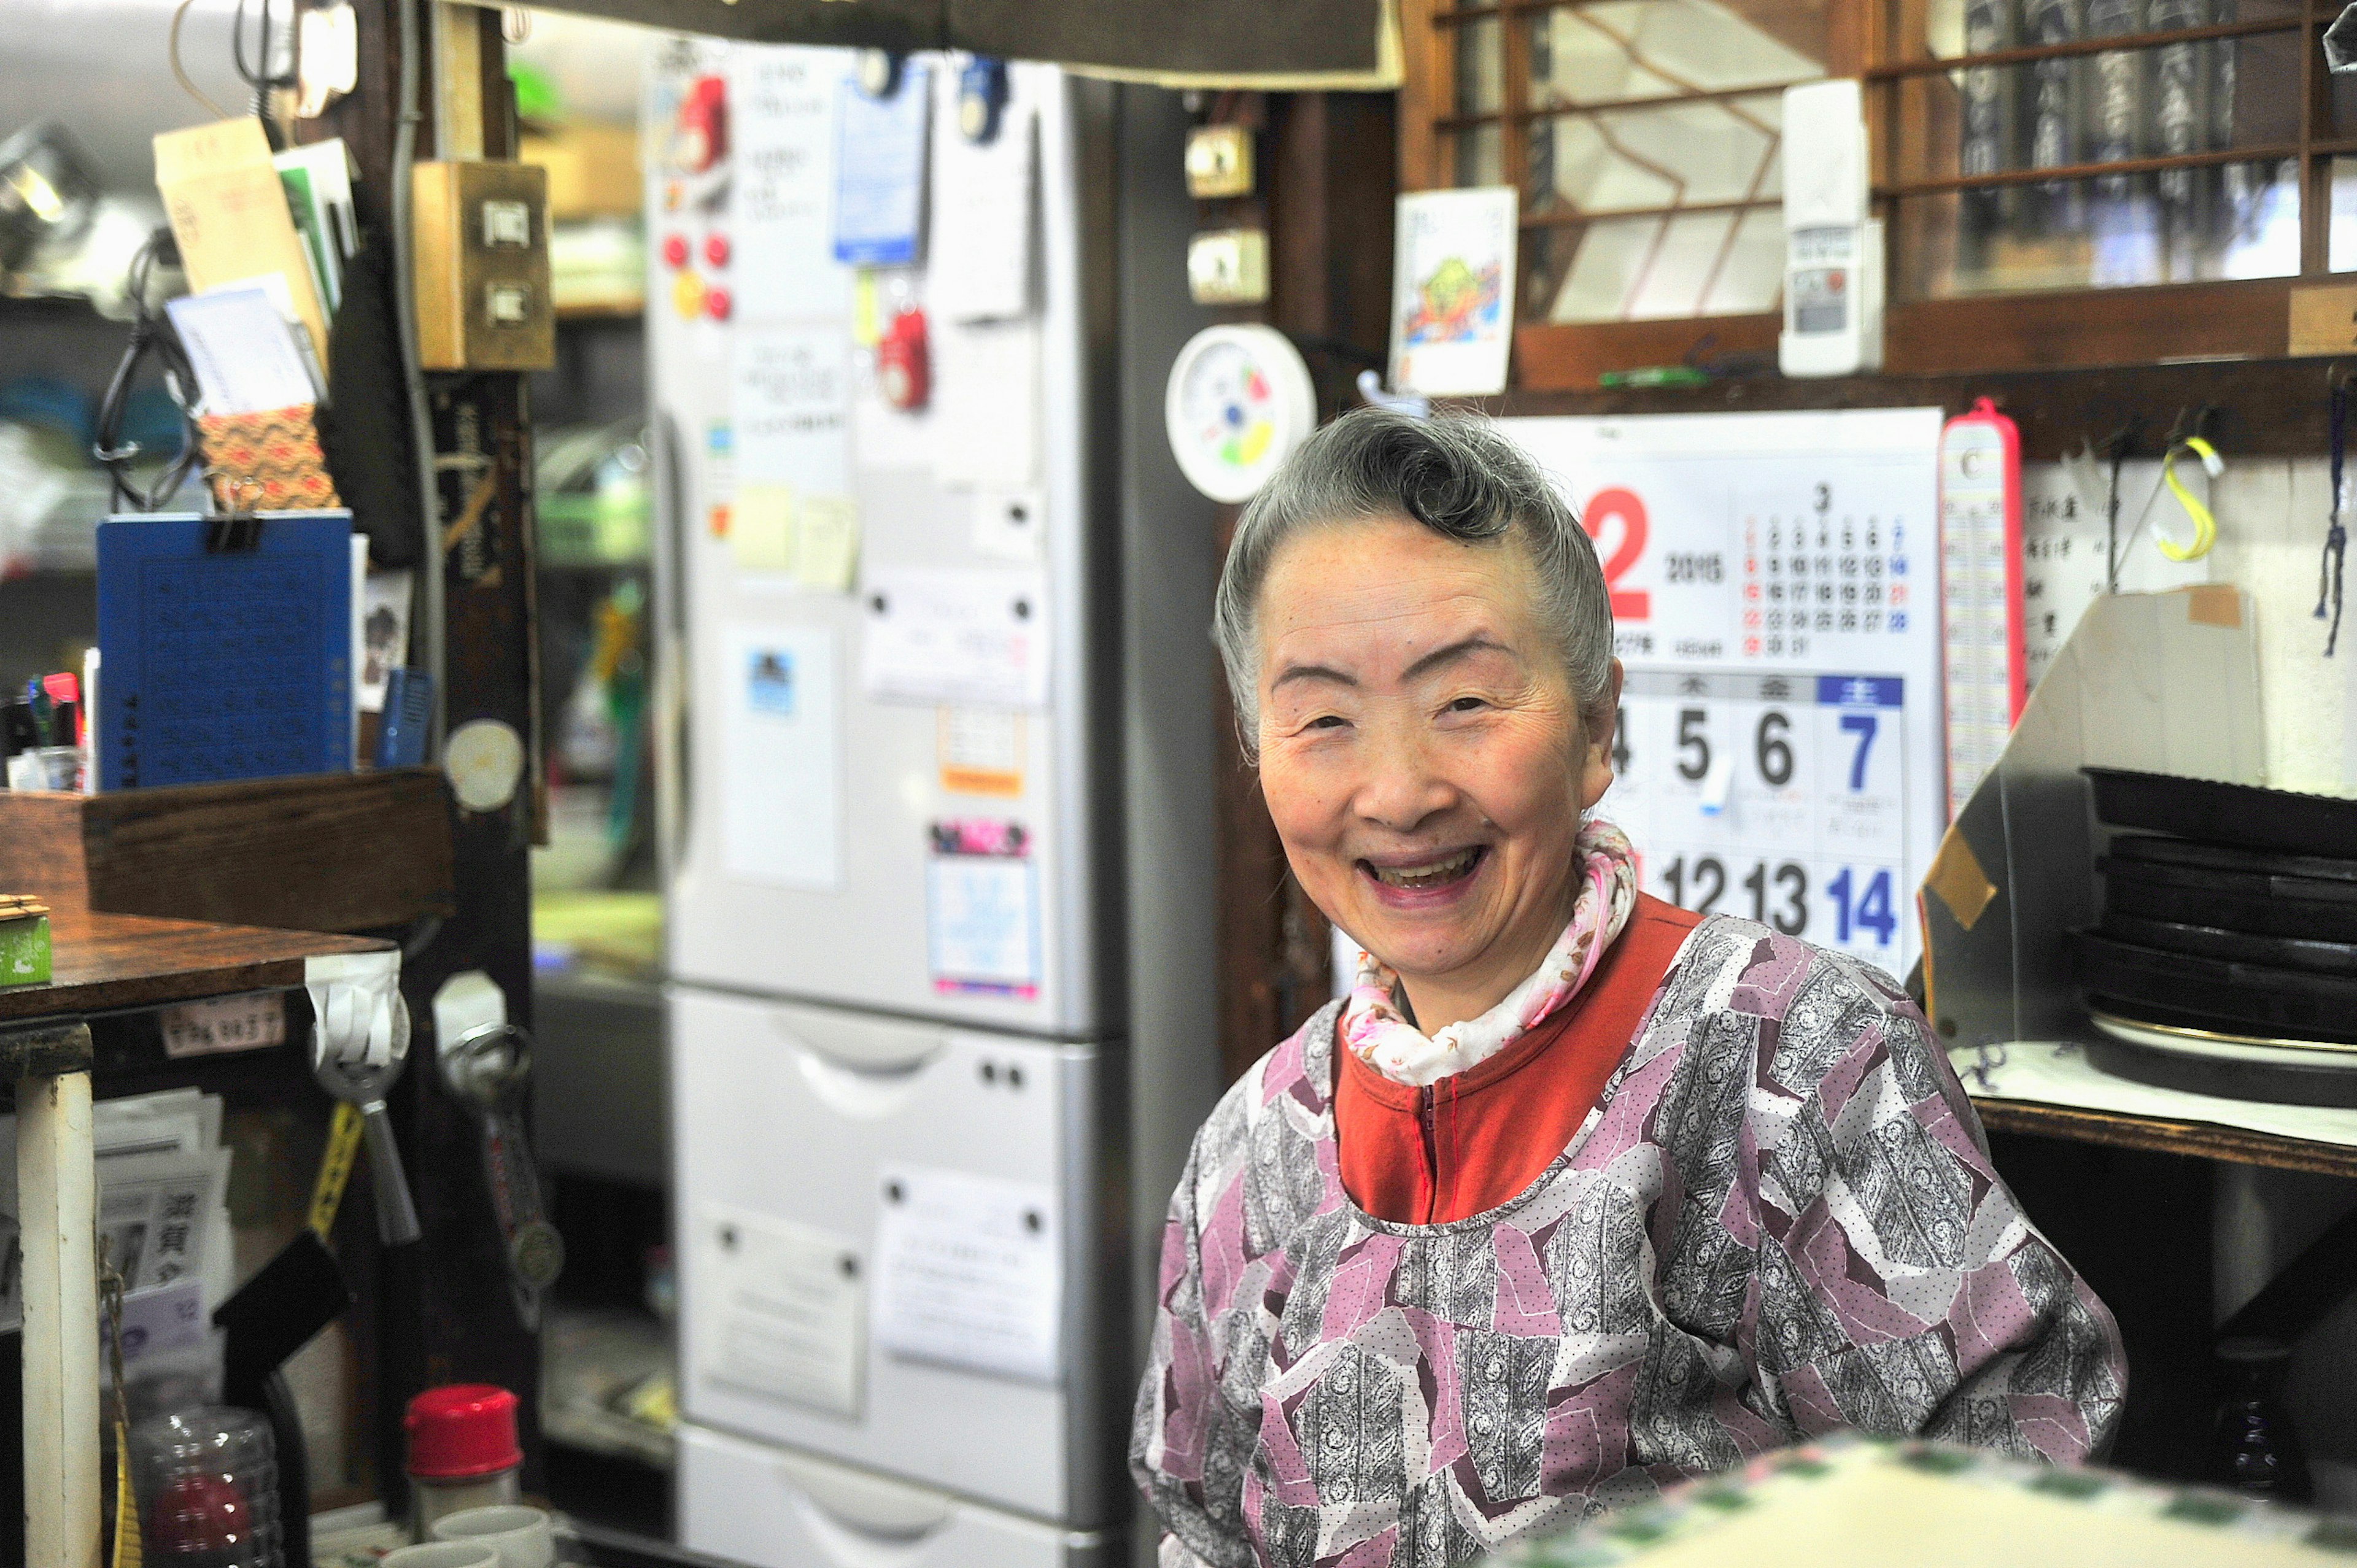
top-left (311, 991), bottom-right (422, 1246)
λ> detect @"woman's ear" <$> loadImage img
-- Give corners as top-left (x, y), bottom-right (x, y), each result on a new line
top-left (1577, 659), bottom-right (1625, 809)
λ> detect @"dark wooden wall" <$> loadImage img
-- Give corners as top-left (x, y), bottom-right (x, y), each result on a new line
top-left (1202, 93), bottom-right (1399, 1085)
top-left (315, 0), bottom-right (548, 1505)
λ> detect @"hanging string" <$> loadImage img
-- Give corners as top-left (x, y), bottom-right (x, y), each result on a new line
top-left (2105, 439), bottom-right (2127, 595)
top-left (2321, 379), bottom-right (2349, 657)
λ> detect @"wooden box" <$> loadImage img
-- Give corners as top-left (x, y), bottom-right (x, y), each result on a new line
top-left (0, 770), bottom-right (457, 935)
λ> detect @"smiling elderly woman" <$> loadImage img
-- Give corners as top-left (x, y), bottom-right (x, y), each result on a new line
top-left (1131, 411), bottom-right (2126, 1567)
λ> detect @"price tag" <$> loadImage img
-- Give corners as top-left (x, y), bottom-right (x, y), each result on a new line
top-left (1502, 410), bottom-right (1946, 974)
top-left (156, 992), bottom-right (287, 1059)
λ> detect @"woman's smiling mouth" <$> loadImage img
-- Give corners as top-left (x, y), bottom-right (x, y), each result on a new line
top-left (1358, 845), bottom-right (1487, 900)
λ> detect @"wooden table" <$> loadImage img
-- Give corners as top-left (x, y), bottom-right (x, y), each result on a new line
top-left (0, 907), bottom-right (391, 1568)
top-left (1973, 1097), bottom-right (2357, 1181)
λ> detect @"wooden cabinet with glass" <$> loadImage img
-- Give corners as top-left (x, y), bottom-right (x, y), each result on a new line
top-left (1400, 0), bottom-right (2357, 384)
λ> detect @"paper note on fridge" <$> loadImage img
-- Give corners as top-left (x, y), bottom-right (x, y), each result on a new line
top-left (723, 624), bottom-right (843, 890)
top-left (873, 1164), bottom-right (1059, 1384)
top-left (862, 568), bottom-right (1050, 709)
top-left (734, 323), bottom-right (851, 495)
top-left (695, 1205), bottom-right (865, 1419)
top-left (928, 82), bottom-right (1034, 322)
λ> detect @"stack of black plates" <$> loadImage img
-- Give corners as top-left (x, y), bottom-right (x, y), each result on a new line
top-left (2075, 770), bottom-right (2357, 1105)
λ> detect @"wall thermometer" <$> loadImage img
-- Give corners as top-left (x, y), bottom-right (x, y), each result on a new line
top-left (1939, 396), bottom-right (2026, 819)
top-left (1164, 324), bottom-right (1317, 504)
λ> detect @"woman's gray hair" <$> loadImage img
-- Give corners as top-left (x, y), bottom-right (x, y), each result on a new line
top-left (1213, 408), bottom-right (1614, 747)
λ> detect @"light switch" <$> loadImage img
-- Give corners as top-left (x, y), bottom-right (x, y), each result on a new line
top-left (481, 198), bottom-right (532, 248)
top-left (412, 161), bottom-right (554, 370)
top-left (1186, 228), bottom-right (1269, 306)
top-left (1185, 125), bottom-right (1254, 199)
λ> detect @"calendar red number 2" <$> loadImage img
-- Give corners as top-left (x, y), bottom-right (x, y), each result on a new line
top-left (1582, 487), bottom-right (1652, 619)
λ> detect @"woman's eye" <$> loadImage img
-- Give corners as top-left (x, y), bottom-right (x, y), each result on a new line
top-left (1444, 697), bottom-right (1488, 714)
top-left (1304, 714), bottom-right (1349, 730)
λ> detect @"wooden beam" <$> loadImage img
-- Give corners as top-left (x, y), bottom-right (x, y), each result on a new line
top-left (1485, 351), bottom-right (2353, 459)
top-left (17, 1048), bottom-right (97, 1568)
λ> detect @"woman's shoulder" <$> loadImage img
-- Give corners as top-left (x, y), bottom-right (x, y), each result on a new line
top-left (1654, 914), bottom-right (1933, 1086)
top-left (1663, 913), bottom-right (1914, 1014)
top-left (1180, 999), bottom-right (1342, 1180)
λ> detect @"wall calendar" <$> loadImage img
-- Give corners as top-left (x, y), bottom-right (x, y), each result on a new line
top-left (1500, 410), bottom-right (1946, 978)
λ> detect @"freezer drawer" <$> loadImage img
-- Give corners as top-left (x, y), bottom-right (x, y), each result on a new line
top-left (679, 1424), bottom-right (1109, 1568)
top-left (672, 986), bottom-right (1112, 1526)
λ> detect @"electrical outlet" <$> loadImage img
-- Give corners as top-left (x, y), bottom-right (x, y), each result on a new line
top-left (412, 161), bottom-right (555, 371)
top-left (1184, 124), bottom-right (1254, 199)
top-left (1187, 228), bottom-right (1269, 306)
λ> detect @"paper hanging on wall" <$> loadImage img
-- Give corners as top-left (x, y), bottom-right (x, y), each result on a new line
top-left (727, 48), bottom-right (851, 323)
top-left (730, 483), bottom-right (797, 573)
top-left (735, 323), bottom-right (851, 495)
top-left (833, 65), bottom-right (929, 268)
top-left (932, 319), bottom-right (1040, 489)
top-left (1388, 187), bottom-right (1519, 398)
top-left (970, 487), bottom-right (1044, 562)
top-left (795, 494), bottom-right (861, 592)
top-left (722, 624), bottom-right (843, 889)
top-left (692, 1205), bottom-right (865, 1419)
top-left (926, 817), bottom-right (1039, 997)
top-left (863, 567), bottom-right (1050, 710)
top-left (939, 707), bottom-right (1024, 797)
top-left (927, 77), bottom-right (1035, 322)
top-left (2019, 459), bottom-right (2211, 692)
top-left (872, 1163), bottom-right (1059, 1384)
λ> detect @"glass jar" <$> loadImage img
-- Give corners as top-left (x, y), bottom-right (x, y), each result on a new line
top-left (132, 1405), bottom-right (282, 1568)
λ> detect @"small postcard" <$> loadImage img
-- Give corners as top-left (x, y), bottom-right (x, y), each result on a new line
top-left (1389, 187), bottom-right (1519, 398)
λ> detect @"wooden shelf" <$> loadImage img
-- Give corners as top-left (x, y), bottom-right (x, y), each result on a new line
top-left (1974, 1096), bottom-right (2357, 1181)
top-left (0, 906), bottom-right (388, 1026)
top-left (555, 299), bottom-right (644, 322)
top-left (1481, 353), bottom-right (2351, 461)
top-left (0, 770), bottom-right (455, 937)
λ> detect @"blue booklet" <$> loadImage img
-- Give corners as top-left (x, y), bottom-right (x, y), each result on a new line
top-left (96, 512), bottom-right (356, 790)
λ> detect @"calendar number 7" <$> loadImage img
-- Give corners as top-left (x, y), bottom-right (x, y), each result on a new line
top-left (1838, 713), bottom-right (1879, 792)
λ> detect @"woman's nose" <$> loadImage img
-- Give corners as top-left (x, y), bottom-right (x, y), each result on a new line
top-left (1352, 719), bottom-right (1458, 832)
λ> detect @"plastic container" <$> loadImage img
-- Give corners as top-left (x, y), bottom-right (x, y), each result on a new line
top-left (406, 1385), bottom-right (524, 1540)
top-left (131, 1405), bottom-right (282, 1568)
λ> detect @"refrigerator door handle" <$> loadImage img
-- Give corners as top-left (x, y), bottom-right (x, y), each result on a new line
top-left (651, 408), bottom-right (692, 882)
top-left (789, 1040), bottom-right (937, 1120)
top-left (771, 1448), bottom-right (957, 1557)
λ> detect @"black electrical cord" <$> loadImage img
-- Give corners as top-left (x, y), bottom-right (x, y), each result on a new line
top-left (92, 229), bottom-right (204, 513)
top-left (231, 0), bottom-right (301, 145)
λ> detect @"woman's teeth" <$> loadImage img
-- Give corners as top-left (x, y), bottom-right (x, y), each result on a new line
top-left (1369, 848), bottom-right (1479, 889)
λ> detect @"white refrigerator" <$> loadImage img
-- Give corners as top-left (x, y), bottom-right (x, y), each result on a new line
top-left (646, 39), bottom-right (1134, 1568)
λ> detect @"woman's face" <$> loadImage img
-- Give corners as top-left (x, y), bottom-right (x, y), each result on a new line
top-left (1254, 516), bottom-right (1619, 1019)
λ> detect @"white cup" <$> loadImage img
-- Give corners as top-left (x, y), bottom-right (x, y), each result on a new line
top-left (429, 1505), bottom-right (556, 1568)
top-left (383, 1545), bottom-right (500, 1568)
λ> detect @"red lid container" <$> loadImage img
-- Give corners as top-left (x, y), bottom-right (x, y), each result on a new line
top-left (405, 1385), bottom-right (521, 1480)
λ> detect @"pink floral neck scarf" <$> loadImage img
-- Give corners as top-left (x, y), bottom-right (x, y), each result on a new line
top-left (1337, 819), bottom-right (1639, 1089)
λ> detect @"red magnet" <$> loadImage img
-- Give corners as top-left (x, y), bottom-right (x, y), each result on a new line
top-left (704, 233), bottom-right (732, 268)
top-left (877, 306), bottom-right (931, 412)
top-left (705, 286), bottom-right (733, 322)
top-left (662, 233), bottom-right (690, 269)
top-left (671, 75), bottom-right (729, 174)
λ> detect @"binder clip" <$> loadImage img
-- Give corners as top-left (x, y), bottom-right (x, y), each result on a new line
top-left (203, 470), bottom-right (267, 553)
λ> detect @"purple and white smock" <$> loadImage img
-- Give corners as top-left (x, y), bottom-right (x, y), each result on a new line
top-left (1131, 916), bottom-right (2126, 1567)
